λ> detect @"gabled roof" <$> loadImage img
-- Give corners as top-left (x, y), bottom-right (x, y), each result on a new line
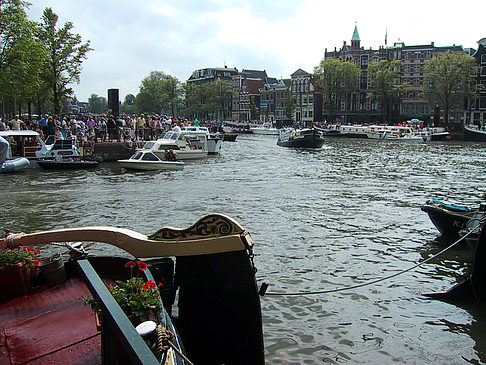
top-left (291, 69), bottom-right (310, 77)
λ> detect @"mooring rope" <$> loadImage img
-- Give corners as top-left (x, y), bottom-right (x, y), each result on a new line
top-left (263, 222), bottom-right (481, 297)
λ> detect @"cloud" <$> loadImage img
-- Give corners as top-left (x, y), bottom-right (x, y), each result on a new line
top-left (27, 0), bottom-right (484, 102)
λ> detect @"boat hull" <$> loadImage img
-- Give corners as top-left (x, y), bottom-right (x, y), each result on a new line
top-left (118, 159), bottom-right (184, 171)
top-left (251, 128), bottom-right (279, 135)
top-left (421, 202), bottom-right (475, 238)
top-left (37, 159), bottom-right (99, 170)
top-left (463, 125), bottom-right (486, 142)
top-left (0, 157), bottom-right (30, 173)
top-left (277, 129), bottom-right (325, 148)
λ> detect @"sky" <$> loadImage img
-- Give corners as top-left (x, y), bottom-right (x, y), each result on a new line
top-left (28, 0), bottom-right (485, 102)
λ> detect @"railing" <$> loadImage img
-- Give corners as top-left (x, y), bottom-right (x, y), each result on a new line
top-left (76, 259), bottom-right (159, 365)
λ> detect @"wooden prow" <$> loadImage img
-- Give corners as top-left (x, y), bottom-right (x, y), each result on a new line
top-left (0, 214), bottom-right (252, 258)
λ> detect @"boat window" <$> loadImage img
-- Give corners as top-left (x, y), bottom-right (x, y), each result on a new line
top-left (51, 139), bottom-right (75, 150)
top-left (157, 145), bottom-right (179, 151)
top-left (131, 151), bottom-right (143, 160)
top-left (143, 142), bottom-right (155, 149)
top-left (141, 152), bottom-right (159, 161)
top-left (44, 135), bottom-right (55, 145)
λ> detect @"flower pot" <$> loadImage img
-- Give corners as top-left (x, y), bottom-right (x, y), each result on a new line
top-left (38, 255), bottom-right (66, 287)
top-left (0, 261), bottom-right (31, 299)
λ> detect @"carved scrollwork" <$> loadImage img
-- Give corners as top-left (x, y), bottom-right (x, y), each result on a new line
top-left (148, 214), bottom-right (244, 241)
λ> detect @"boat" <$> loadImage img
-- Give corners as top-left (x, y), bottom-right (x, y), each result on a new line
top-left (37, 158), bottom-right (99, 170)
top-left (421, 199), bottom-right (476, 238)
top-left (118, 150), bottom-right (184, 171)
top-left (0, 135), bottom-right (30, 173)
top-left (427, 127), bottom-right (451, 141)
top-left (463, 124), bottom-right (486, 142)
top-left (277, 128), bottom-right (325, 148)
top-left (222, 133), bottom-right (238, 142)
top-left (250, 123), bottom-right (279, 135)
top-left (181, 126), bottom-right (222, 155)
top-left (422, 206), bottom-right (486, 303)
top-left (366, 125), bottom-right (430, 141)
top-left (142, 130), bottom-right (208, 160)
top-left (0, 130), bottom-right (80, 162)
top-left (0, 157), bottom-right (30, 173)
top-left (0, 213), bottom-right (265, 364)
top-left (337, 125), bottom-right (370, 138)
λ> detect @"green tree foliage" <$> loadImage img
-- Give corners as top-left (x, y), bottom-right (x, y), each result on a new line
top-left (367, 59), bottom-right (406, 122)
top-left (135, 71), bottom-right (182, 115)
top-left (121, 94), bottom-right (136, 115)
top-left (422, 51), bottom-right (480, 126)
top-left (0, 0), bottom-right (45, 115)
top-left (314, 58), bottom-right (359, 122)
top-left (283, 88), bottom-right (296, 122)
top-left (88, 94), bottom-right (107, 114)
top-left (184, 80), bottom-right (233, 120)
top-left (37, 7), bottom-right (91, 114)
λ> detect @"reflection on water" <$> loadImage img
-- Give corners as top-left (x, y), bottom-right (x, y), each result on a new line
top-left (2, 136), bottom-right (486, 363)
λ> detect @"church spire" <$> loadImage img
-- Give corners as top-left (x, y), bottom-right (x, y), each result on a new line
top-left (351, 22), bottom-right (360, 48)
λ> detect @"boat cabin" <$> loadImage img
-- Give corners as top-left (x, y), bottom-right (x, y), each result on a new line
top-left (0, 130), bottom-right (79, 160)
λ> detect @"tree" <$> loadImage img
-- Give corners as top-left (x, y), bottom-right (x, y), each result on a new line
top-left (135, 71), bottom-right (182, 115)
top-left (121, 94), bottom-right (136, 114)
top-left (88, 94), bottom-right (107, 114)
top-left (0, 0), bottom-right (45, 116)
top-left (314, 58), bottom-right (359, 122)
top-left (283, 88), bottom-right (296, 122)
top-left (367, 59), bottom-right (406, 122)
top-left (37, 7), bottom-right (91, 114)
top-left (183, 80), bottom-right (233, 120)
top-left (422, 52), bottom-right (480, 127)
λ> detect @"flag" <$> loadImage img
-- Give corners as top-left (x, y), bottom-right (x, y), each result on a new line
top-left (385, 28), bottom-right (388, 46)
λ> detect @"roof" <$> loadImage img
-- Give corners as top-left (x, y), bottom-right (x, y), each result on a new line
top-left (352, 25), bottom-right (360, 41)
top-left (242, 69), bottom-right (268, 80)
top-left (0, 130), bottom-right (40, 137)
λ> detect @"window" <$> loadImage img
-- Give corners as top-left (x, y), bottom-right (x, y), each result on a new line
top-left (481, 54), bottom-right (486, 64)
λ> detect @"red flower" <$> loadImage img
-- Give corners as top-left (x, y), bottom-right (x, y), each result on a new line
top-left (145, 280), bottom-right (156, 289)
top-left (141, 285), bottom-right (148, 290)
top-left (137, 261), bottom-right (148, 271)
top-left (32, 259), bottom-right (41, 266)
top-left (27, 247), bottom-right (34, 252)
top-left (34, 249), bottom-right (40, 255)
top-left (124, 261), bottom-right (136, 269)
top-left (158, 282), bottom-right (163, 287)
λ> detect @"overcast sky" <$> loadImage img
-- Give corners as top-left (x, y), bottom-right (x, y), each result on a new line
top-left (28, 0), bottom-right (485, 102)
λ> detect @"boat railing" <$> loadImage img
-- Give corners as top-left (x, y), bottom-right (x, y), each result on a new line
top-left (76, 259), bottom-right (160, 365)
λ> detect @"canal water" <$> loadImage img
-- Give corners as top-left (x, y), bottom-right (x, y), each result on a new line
top-left (2, 135), bottom-right (486, 364)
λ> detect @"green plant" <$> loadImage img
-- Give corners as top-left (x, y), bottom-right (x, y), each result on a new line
top-left (83, 260), bottom-right (162, 320)
top-left (0, 246), bottom-right (41, 268)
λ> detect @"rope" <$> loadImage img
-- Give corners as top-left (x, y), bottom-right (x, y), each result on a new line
top-left (155, 324), bottom-right (194, 365)
top-left (263, 223), bottom-right (481, 297)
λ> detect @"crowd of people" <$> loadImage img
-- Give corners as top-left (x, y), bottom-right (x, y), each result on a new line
top-left (0, 114), bottom-right (212, 146)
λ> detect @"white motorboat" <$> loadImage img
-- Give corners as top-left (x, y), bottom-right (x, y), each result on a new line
top-left (181, 126), bottom-right (222, 155)
top-left (142, 129), bottom-right (208, 160)
top-left (366, 125), bottom-right (429, 141)
top-left (250, 123), bottom-right (279, 135)
top-left (0, 130), bottom-right (80, 161)
top-left (118, 150), bottom-right (184, 171)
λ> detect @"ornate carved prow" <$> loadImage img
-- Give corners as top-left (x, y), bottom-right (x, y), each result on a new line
top-left (0, 214), bottom-right (251, 258)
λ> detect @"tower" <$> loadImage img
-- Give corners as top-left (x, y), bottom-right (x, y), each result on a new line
top-left (351, 23), bottom-right (360, 48)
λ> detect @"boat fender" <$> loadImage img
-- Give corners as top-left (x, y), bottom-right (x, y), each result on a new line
top-left (258, 282), bottom-right (269, 296)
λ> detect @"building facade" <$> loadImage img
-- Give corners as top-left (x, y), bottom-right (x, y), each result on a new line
top-left (465, 38), bottom-right (486, 127)
top-left (187, 66), bottom-right (239, 85)
top-left (324, 25), bottom-right (471, 124)
top-left (324, 25), bottom-right (388, 122)
top-left (290, 69), bottom-right (322, 124)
